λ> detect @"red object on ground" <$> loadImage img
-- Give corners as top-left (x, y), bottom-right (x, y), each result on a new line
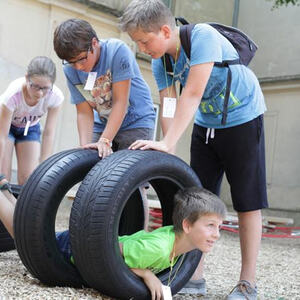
top-left (221, 225), bottom-right (300, 238)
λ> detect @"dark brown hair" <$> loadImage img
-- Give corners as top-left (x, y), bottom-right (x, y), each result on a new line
top-left (53, 18), bottom-right (98, 61)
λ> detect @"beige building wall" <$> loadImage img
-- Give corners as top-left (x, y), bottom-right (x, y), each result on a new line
top-left (0, 0), bottom-right (299, 211)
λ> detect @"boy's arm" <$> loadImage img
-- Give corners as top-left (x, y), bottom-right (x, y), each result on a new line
top-left (119, 242), bottom-right (163, 300)
top-left (83, 79), bottom-right (130, 157)
top-left (76, 101), bottom-right (95, 146)
top-left (129, 62), bottom-right (214, 152)
top-left (40, 104), bottom-right (62, 162)
top-left (131, 268), bottom-right (163, 300)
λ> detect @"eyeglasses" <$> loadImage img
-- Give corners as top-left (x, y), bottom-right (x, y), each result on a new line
top-left (62, 48), bottom-right (91, 67)
top-left (28, 80), bottom-right (52, 93)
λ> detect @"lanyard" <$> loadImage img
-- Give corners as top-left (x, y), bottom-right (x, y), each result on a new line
top-left (163, 38), bottom-right (180, 98)
top-left (167, 244), bottom-right (186, 286)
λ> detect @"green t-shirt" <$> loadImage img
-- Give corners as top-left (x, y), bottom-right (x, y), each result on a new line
top-left (119, 225), bottom-right (177, 274)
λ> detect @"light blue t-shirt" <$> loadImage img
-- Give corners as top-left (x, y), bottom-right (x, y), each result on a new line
top-left (64, 38), bottom-right (155, 132)
top-left (152, 24), bottom-right (266, 128)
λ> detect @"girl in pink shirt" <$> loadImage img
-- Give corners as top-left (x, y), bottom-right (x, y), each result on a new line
top-left (0, 56), bottom-right (64, 187)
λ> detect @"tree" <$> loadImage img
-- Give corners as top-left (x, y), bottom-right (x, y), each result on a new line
top-left (268, 0), bottom-right (300, 8)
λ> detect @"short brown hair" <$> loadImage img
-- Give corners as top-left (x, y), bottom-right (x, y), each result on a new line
top-left (53, 18), bottom-right (98, 61)
top-left (172, 187), bottom-right (227, 232)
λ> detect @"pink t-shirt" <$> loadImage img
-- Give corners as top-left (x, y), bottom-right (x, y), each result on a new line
top-left (0, 77), bottom-right (64, 128)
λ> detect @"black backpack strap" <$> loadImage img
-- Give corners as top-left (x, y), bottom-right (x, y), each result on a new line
top-left (221, 63), bottom-right (232, 125)
top-left (214, 60), bottom-right (240, 125)
top-left (175, 17), bottom-right (189, 25)
top-left (179, 24), bottom-right (195, 59)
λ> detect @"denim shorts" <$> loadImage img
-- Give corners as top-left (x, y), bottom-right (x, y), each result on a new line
top-left (93, 127), bottom-right (154, 152)
top-left (56, 230), bottom-right (72, 262)
top-left (8, 123), bottom-right (41, 144)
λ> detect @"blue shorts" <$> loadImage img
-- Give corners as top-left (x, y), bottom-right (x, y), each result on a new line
top-left (190, 115), bottom-right (268, 212)
top-left (56, 230), bottom-right (72, 262)
top-left (8, 123), bottom-right (41, 144)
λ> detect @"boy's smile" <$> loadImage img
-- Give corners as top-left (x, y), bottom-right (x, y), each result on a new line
top-left (186, 214), bottom-right (223, 253)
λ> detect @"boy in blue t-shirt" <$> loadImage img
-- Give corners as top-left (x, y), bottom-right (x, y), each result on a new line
top-left (53, 18), bottom-right (155, 158)
top-left (120, 0), bottom-right (268, 299)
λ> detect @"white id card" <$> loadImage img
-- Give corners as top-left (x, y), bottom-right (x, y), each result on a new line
top-left (24, 121), bottom-right (31, 136)
top-left (162, 285), bottom-right (172, 300)
top-left (162, 97), bottom-right (176, 118)
top-left (84, 72), bottom-right (97, 90)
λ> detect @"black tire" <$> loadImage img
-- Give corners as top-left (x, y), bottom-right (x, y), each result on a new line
top-left (70, 150), bottom-right (203, 299)
top-left (10, 183), bottom-right (22, 199)
top-left (13, 148), bottom-right (101, 287)
top-left (0, 221), bottom-right (15, 252)
top-left (0, 184), bottom-right (22, 252)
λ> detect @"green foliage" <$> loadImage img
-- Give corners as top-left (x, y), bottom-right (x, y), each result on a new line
top-left (269, 0), bottom-right (300, 8)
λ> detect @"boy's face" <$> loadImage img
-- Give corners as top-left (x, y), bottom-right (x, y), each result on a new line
top-left (184, 213), bottom-right (223, 253)
top-left (64, 38), bottom-right (99, 72)
top-left (128, 28), bottom-right (168, 59)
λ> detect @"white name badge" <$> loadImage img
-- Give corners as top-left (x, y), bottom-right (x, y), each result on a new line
top-left (84, 72), bottom-right (97, 90)
top-left (162, 285), bottom-right (172, 300)
top-left (162, 97), bottom-right (176, 118)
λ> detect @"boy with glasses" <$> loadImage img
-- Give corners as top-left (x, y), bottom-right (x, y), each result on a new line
top-left (53, 18), bottom-right (155, 158)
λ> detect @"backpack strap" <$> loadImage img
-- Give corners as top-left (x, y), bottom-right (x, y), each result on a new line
top-left (179, 24), bottom-right (194, 59)
top-left (161, 18), bottom-right (193, 74)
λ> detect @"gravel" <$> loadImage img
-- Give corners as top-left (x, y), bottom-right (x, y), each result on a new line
top-left (1, 231), bottom-right (299, 299)
top-left (1, 199), bottom-right (299, 299)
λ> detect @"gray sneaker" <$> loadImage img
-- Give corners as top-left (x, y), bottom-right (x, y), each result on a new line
top-left (226, 280), bottom-right (257, 300)
top-left (177, 278), bottom-right (206, 295)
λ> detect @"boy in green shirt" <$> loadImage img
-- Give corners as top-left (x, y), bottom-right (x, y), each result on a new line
top-left (0, 185), bottom-right (226, 299)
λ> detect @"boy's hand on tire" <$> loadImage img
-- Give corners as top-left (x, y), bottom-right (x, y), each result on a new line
top-left (131, 268), bottom-right (163, 300)
top-left (82, 142), bottom-right (113, 158)
top-left (129, 140), bottom-right (169, 153)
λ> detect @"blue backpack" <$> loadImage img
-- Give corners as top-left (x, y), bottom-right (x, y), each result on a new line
top-left (162, 17), bottom-right (258, 125)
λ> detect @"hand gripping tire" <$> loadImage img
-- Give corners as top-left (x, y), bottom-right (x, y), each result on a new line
top-left (70, 150), bottom-right (203, 299)
top-left (13, 148), bottom-right (101, 287)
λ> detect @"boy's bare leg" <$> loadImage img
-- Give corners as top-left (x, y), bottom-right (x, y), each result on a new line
top-left (238, 210), bottom-right (262, 287)
top-left (0, 191), bottom-right (15, 237)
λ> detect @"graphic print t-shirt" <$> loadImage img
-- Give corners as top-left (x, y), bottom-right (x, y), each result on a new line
top-left (63, 38), bottom-right (155, 132)
top-left (0, 77), bottom-right (64, 128)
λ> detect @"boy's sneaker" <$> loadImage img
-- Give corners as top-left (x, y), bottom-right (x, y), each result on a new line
top-left (226, 280), bottom-right (257, 300)
top-left (177, 278), bottom-right (206, 295)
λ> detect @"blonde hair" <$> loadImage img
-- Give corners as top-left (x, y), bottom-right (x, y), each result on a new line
top-left (120, 0), bottom-right (175, 33)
